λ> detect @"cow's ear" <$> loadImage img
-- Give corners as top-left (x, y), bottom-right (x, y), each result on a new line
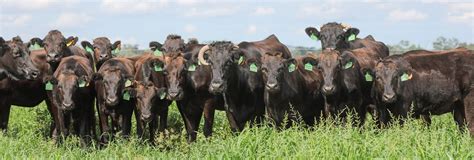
top-left (28, 37), bottom-right (44, 50)
top-left (0, 37), bottom-right (6, 56)
top-left (78, 75), bottom-right (89, 87)
top-left (362, 68), bottom-right (375, 82)
top-left (305, 27), bottom-right (320, 41)
top-left (344, 28), bottom-right (359, 42)
top-left (400, 70), bottom-right (413, 82)
top-left (246, 58), bottom-right (260, 73)
top-left (66, 36), bottom-right (78, 47)
top-left (91, 73), bottom-right (103, 81)
top-left (49, 77), bottom-right (58, 85)
top-left (81, 41), bottom-right (94, 53)
top-left (124, 88), bottom-right (137, 98)
top-left (341, 51), bottom-right (356, 69)
top-left (112, 40), bottom-right (121, 51)
top-left (149, 41), bottom-right (163, 51)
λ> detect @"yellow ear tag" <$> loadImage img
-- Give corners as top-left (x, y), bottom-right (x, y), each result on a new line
top-left (66, 40), bottom-right (74, 47)
top-left (124, 80), bottom-right (132, 87)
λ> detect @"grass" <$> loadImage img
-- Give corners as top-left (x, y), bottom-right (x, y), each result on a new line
top-left (0, 102), bottom-right (473, 159)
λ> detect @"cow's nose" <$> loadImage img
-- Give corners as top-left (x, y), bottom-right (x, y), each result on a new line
top-left (266, 83), bottom-right (278, 90)
top-left (141, 114), bottom-right (152, 123)
top-left (30, 70), bottom-right (39, 79)
top-left (211, 82), bottom-right (223, 89)
top-left (383, 94), bottom-right (395, 102)
top-left (323, 85), bottom-right (335, 94)
top-left (168, 91), bottom-right (180, 99)
top-left (99, 54), bottom-right (108, 59)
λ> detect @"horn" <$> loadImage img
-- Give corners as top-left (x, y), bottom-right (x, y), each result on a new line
top-left (198, 45), bottom-right (210, 65)
top-left (233, 44), bottom-right (239, 49)
top-left (341, 23), bottom-right (351, 31)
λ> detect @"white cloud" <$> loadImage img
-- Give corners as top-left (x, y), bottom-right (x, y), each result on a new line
top-left (388, 9), bottom-right (427, 21)
top-left (176, 0), bottom-right (198, 5)
top-left (246, 25), bottom-right (257, 34)
top-left (184, 24), bottom-right (197, 33)
top-left (298, 2), bottom-right (344, 18)
top-left (1, 0), bottom-right (79, 10)
top-left (446, 3), bottom-right (474, 25)
top-left (0, 14), bottom-right (32, 27)
top-left (101, 0), bottom-right (168, 14)
top-left (254, 7), bottom-right (275, 16)
top-left (184, 7), bottom-right (239, 17)
top-left (50, 13), bottom-right (92, 29)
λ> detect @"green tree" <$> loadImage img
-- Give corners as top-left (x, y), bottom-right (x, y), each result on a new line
top-left (432, 37), bottom-right (460, 50)
top-left (387, 40), bottom-right (424, 55)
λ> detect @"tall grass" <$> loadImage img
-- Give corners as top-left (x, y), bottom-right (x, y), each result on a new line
top-left (0, 102), bottom-right (472, 159)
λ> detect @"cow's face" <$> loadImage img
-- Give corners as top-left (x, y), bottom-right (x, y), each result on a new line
top-left (81, 38), bottom-right (120, 64)
top-left (162, 35), bottom-right (185, 54)
top-left (42, 30), bottom-right (76, 65)
top-left (50, 73), bottom-right (88, 111)
top-left (374, 60), bottom-right (412, 103)
top-left (127, 81), bottom-right (163, 123)
top-left (261, 52), bottom-right (293, 93)
top-left (318, 50), bottom-right (342, 95)
top-left (93, 70), bottom-right (132, 106)
top-left (198, 42), bottom-right (240, 94)
top-left (164, 55), bottom-right (187, 100)
top-left (305, 23), bottom-right (359, 50)
top-left (0, 36), bottom-right (40, 80)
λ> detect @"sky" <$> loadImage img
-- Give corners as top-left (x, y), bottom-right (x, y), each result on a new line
top-left (1, 0), bottom-right (473, 49)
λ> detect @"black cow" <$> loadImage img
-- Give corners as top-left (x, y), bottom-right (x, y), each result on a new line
top-left (370, 49), bottom-right (474, 134)
top-left (197, 35), bottom-right (291, 132)
top-left (257, 52), bottom-right (324, 128)
top-left (92, 57), bottom-right (136, 144)
top-left (305, 22), bottom-right (389, 57)
top-left (45, 56), bottom-right (95, 144)
top-left (81, 37), bottom-right (121, 69)
top-left (0, 36), bottom-right (39, 81)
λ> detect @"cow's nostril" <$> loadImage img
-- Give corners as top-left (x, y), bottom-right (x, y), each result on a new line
top-left (31, 71), bottom-right (39, 78)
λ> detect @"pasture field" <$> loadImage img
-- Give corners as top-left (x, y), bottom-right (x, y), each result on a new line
top-left (0, 102), bottom-right (472, 159)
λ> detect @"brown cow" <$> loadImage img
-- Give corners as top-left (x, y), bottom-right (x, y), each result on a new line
top-left (91, 57), bottom-right (135, 144)
top-left (81, 37), bottom-right (121, 69)
top-left (0, 36), bottom-right (39, 81)
top-left (44, 56), bottom-right (95, 144)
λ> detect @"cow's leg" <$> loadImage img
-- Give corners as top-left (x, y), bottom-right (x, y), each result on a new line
top-left (203, 99), bottom-right (215, 138)
top-left (462, 92), bottom-right (474, 135)
top-left (157, 106), bottom-right (169, 133)
top-left (45, 92), bottom-right (58, 138)
top-left (56, 110), bottom-right (67, 143)
top-left (0, 100), bottom-right (11, 132)
top-left (177, 101), bottom-right (202, 143)
top-left (149, 118), bottom-right (157, 145)
top-left (420, 114), bottom-right (432, 126)
top-left (121, 109), bottom-right (133, 138)
top-left (134, 108), bottom-right (144, 139)
top-left (97, 102), bottom-right (110, 144)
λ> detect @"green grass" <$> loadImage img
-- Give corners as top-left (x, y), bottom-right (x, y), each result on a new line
top-left (1, 102), bottom-right (473, 159)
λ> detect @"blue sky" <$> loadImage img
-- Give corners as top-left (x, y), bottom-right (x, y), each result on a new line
top-left (1, 0), bottom-right (473, 49)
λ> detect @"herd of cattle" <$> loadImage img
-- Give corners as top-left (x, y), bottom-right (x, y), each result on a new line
top-left (0, 22), bottom-right (473, 145)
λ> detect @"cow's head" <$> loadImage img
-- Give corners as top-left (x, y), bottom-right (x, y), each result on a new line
top-left (81, 37), bottom-right (120, 64)
top-left (0, 36), bottom-right (40, 80)
top-left (163, 54), bottom-right (189, 100)
top-left (93, 65), bottom-right (133, 106)
top-left (162, 35), bottom-right (185, 55)
top-left (260, 52), bottom-right (295, 93)
top-left (198, 41), bottom-right (241, 94)
top-left (125, 81), bottom-right (165, 123)
top-left (41, 30), bottom-right (78, 65)
top-left (318, 49), bottom-right (345, 96)
top-left (373, 58), bottom-right (413, 103)
top-left (305, 22), bottom-right (359, 50)
top-left (47, 72), bottom-right (89, 111)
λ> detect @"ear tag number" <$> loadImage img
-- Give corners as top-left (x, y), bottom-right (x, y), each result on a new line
top-left (401, 73), bottom-right (412, 82)
top-left (344, 61), bottom-right (353, 69)
top-left (348, 34), bottom-right (356, 41)
top-left (249, 63), bottom-right (258, 72)
top-left (238, 56), bottom-right (244, 65)
top-left (154, 50), bottom-right (163, 56)
top-left (365, 72), bottom-right (373, 82)
top-left (45, 82), bottom-right (53, 91)
top-left (288, 63), bottom-right (296, 72)
top-left (304, 63), bottom-right (313, 71)
top-left (124, 80), bottom-right (132, 87)
top-left (188, 64), bottom-right (196, 71)
top-left (123, 91), bottom-right (130, 101)
top-left (310, 34), bottom-right (319, 41)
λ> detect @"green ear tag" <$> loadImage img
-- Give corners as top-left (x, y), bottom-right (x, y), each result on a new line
top-left (124, 80), bottom-right (132, 87)
top-left (365, 72), bottom-right (373, 82)
top-left (238, 56), bottom-right (244, 64)
top-left (113, 48), bottom-right (120, 55)
top-left (249, 63), bottom-right (258, 72)
top-left (288, 63), bottom-right (296, 72)
top-left (123, 91), bottom-right (130, 101)
top-left (154, 64), bottom-right (163, 72)
top-left (310, 34), bottom-right (319, 41)
top-left (154, 50), bottom-right (163, 56)
top-left (401, 73), bottom-right (411, 82)
top-left (85, 46), bottom-right (93, 53)
top-left (348, 34), bottom-right (356, 41)
top-left (343, 61), bottom-right (353, 69)
top-left (78, 80), bottom-right (87, 88)
top-left (160, 92), bottom-right (166, 100)
top-left (45, 82), bottom-right (53, 91)
top-left (304, 63), bottom-right (313, 71)
top-left (30, 43), bottom-right (43, 50)
top-left (188, 64), bottom-right (196, 71)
